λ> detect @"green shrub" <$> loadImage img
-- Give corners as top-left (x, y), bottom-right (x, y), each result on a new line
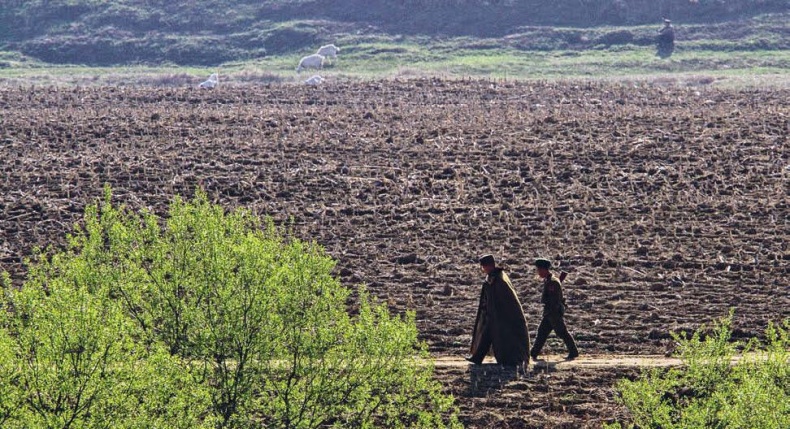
top-left (0, 186), bottom-right (459, 428)
top-left (0, 249), bottom-right (215, 429)
top-left (607, 312), bottom-right (790, 429)
top-left (0, 292), bottom-right (22, 427)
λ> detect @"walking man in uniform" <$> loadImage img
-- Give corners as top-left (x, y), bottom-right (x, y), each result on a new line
top-left (466, 254), bottom-right (530, 366)
top-left (530, 258), bottom-right (579, 360)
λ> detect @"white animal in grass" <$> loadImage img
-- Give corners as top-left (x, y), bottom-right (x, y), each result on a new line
top-left (316, 44), bottom-right (340, 63)
top-left (296, 54), bottom-right (324, 73)
top-left (199, 73), bottom-right (218, 88)
top-left (304, 75), bottom-right (325, 85)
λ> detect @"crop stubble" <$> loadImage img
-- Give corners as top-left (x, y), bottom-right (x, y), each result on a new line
top-left (0, 80), bottom-right (787, 427)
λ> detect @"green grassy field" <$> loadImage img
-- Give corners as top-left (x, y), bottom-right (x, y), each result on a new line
top-left (2, 43), bottom-right (787, 89)
top-left (2, 15), bottom-right (788, 89)
top-left (2, 2), bottom-right (787, 88)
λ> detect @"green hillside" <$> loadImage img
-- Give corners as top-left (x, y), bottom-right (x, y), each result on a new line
top-left (0, 0), bottom-right (787, 66)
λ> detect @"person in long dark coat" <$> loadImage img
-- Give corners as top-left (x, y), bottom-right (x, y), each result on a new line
top-left (657, 18), bottom-right (675, 58)
top-left (466, 254), bottom-right (530, 366)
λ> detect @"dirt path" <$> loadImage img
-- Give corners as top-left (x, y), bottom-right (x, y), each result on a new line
top-left (434, 354), bottom-right (693, 369)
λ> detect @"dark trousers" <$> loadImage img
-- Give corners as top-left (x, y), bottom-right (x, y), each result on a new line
top-left (531, 311), bottom-right (578, 357)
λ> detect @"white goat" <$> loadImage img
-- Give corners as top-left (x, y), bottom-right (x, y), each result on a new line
top-left (316, 44), bottom-right (340, 63)
top-left (199, 73), bottom-right (218, 89)
top-left (296, 54), bottom-right (324, 73)
top-left (304, 75), bottom-right (325, 85)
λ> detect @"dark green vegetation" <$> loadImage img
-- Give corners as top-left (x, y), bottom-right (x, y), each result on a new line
top-left (0, 0), bottom-right (787, 66)
top-left (0, 188), bottom-right (459, 428)
top-left (608, 314), bottom-right (790, 429)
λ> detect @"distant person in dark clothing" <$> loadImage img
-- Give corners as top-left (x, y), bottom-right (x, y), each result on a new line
top-left (530, 258), bottom-right (579, 360)
top-left (657, 18), bottom-right (675, 58)
top-left (466, 255), bottom-right (530, 367)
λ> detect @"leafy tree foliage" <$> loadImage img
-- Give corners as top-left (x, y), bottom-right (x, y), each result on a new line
top-left (0, 187), bottom-right (459, 428)
top-left (607, 312), bottom-right (790, 429)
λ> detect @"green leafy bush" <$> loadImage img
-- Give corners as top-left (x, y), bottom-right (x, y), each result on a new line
top-left (0, 297), bottom-right (22, 427)
top-left (0, 246), bottom-right (215, 429)
top-left (607, 312), bottom-right (790, 429)
top-left (0, 187), bottom-right (459, 428)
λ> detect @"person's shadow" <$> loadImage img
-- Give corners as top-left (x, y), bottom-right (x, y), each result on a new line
top-left (467, 363), bottom-right (526, 397)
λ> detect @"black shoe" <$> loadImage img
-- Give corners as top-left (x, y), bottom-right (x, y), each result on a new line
top-left (566, 351), bottom-right (579, 360)
top-left (464, 356), bottom-right (482, 365)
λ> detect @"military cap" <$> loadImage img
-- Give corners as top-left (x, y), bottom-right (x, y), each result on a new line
top-left (535, 258), bottom-right (552, 269)
top-left (479, 254), bottom-right (496, 266)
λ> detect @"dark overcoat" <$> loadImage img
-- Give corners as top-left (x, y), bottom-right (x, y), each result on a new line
top-left (469, 268), bottom-right (530, 365)
top-left (657, 24), bottom-right (675, 58)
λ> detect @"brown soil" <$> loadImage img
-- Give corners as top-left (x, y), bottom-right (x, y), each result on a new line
top-left (1, 79), bottom-right (788, 427)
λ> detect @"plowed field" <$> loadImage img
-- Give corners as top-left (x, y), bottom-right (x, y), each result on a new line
top-left (1, 80), bottom-right (788, 427)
